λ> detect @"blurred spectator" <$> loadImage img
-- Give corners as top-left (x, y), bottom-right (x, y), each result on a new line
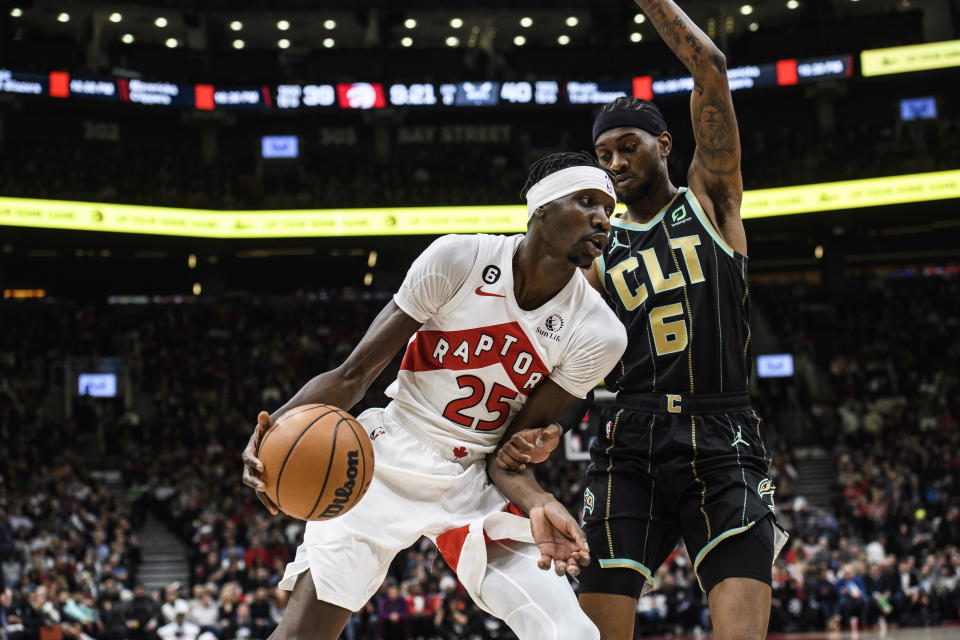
top-left (186, 586), bottom-right (219, 637)
top-left (377, 584), bottom-right (409, 640)
top-left (157, 603), bottom-right (199, 640)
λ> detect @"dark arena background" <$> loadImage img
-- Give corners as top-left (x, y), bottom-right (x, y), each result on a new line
top-left (1, 0), bottom-right (959, 638)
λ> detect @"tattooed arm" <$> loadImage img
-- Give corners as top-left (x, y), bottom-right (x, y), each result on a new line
top-left (632, 0), bottom-right (747, 255)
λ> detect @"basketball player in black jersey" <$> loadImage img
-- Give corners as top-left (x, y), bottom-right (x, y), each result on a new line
top-left (491, 1), bottom-right (787, 638)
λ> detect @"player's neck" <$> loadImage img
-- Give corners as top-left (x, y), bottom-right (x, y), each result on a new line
top-left (511, 238), bottom-right (576, 311)
top-left (623, 177), bottom-right (678, 224)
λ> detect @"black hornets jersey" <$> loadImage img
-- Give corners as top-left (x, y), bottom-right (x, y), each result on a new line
top-left (596, 187), bottom-right (751, 395)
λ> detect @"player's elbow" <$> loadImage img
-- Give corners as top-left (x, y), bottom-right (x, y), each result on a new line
top-left (335, 360), bottom-right (375, 399)
top-left (707, 47), bottom-right (727, 74)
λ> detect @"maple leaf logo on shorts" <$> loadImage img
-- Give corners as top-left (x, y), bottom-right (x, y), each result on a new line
top-left (452, 446), bottom-right (468, 459)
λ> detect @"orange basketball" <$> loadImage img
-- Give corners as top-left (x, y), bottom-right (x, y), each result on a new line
top-left (257, 404), bottom-right (374, 521)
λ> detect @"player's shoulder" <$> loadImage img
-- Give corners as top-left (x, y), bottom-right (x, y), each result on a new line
top-left (427, 233), bottom-right (481, 251)
top-left (570, 271), bottom-right (614, 310)
top-left (418, 234), bottom-right (483, 266)
top-left (427, 233), bottom-right (518, 255)
top-left (567, 274), bottom-right (627, 339)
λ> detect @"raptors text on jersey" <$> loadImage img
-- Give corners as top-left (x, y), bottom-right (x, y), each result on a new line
top-left (385, 234), bottom-right (626, 456)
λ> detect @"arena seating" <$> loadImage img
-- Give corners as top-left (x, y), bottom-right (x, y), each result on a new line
top-left (0, 99), bottom-right (956, 210)
top-left (2, 272), bottom-right (958, 638)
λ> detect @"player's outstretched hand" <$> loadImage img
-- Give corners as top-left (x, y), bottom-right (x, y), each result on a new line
top-left (529, 499), bottom-right (590, 577)
top-left (241, 411), bottom-right (279, 515)
top-left (495, 424), bottom-right (562, 472)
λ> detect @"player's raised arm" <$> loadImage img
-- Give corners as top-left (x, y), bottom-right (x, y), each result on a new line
top-left (631, 0), bottom-right (747, 255)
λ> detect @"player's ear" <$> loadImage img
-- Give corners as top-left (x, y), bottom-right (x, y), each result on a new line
top-left (658, 131), bottom-right (673, 158)
top-left (526, 206), bottom-right (546, 230)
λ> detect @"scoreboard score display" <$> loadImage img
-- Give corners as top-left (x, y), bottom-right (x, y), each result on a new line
top-left (0, 50), bottom-right (866, 114)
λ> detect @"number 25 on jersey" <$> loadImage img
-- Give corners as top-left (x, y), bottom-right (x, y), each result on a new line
top-left (442, 376), bottom-right (518, 431)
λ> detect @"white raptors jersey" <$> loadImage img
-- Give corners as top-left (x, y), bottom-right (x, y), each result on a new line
top-left (386, 234), bottom-right (626, 458)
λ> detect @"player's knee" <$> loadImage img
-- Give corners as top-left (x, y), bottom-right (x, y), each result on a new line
top-left (711, 620), bottom-right (765, 640)
top-left (504, 604), bottom-right (599, 640)
top-left (273, 571), bottom-right (351, 640)
top-left (558, 610), bottom-right (601, 640)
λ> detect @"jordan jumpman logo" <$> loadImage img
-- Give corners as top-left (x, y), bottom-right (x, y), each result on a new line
top-left (731, 425), bottom-right (750, 448)
top-left (609, 232), bottom-right (630, 251)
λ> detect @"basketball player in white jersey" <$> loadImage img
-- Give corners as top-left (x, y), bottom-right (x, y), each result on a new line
top-left (241, 151), bottom-right (627, 640)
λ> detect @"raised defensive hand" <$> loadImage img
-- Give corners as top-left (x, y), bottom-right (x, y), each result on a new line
top-left (241, 411), bottom-right (279, 515)
top-left (495, 424), bottom-right (563, 472)
top-left (529, 499), bottom-right (591, 577)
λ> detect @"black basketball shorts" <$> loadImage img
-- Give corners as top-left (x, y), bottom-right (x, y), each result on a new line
top-left (577, 392), bottom-right (788, 599)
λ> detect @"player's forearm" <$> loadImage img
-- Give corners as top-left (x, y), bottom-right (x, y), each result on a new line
top-left (632, 0), bottom-right (726, 78)
top-left (270, 367), bottom-right (369, 421)
top-left (487, 461), bottom-right (555, 514)
top-left (268, 300), bottom-right (422, 420)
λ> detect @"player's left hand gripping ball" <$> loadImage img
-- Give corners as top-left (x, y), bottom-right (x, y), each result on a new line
top-left (243, 404), bottom-right (375, 520)
top-left (242, 411), bottom-right (280, 515)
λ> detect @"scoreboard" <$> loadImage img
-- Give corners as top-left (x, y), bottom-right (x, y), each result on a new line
top-left (0, 52), bottom-right (857, 113)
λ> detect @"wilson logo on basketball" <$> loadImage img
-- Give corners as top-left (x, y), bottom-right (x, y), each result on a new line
top-left (320, 450), bottom-right (360, 518)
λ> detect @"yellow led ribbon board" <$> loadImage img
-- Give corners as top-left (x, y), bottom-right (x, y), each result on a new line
top-left (1, 170), bottom-right (959, 238)
top-left (860, 40), bottom-right (960, 76)
top-left (740, 170), bottom-right (960, 218)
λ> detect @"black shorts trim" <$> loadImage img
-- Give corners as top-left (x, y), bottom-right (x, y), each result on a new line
top-left (581, 401), bottom-right (787, 598)
top-left (578, 560), bottom-right (650, 600)
top-left (696, 515), bottom-right (777, 595)
top-left (616, 391), bottom-right (751, 414)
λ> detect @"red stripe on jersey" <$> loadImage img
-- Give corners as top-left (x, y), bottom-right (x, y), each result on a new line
top-left (435, 503), bottom-right (528, 571)
top-left (436, 525), bottom-right (470, 571)
top-left (400, 322), bottom-right (550, 396)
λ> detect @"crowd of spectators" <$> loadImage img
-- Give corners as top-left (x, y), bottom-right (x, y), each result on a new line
top-left (2, 271), bottom-right (958, 639)
top-left (753, 272), bottom-right (960, 633)
top-left (0, 428), bottom-right (143, 640)
top-left (0, 142), bottom-right (526, 211)
top-left (739, 115), bottom-right (960, 191)
top-left (1, 110), bottom-right (956, 211)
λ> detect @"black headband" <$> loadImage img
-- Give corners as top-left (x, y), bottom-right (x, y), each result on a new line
top-left (592, 109), bottom-right (668, 143)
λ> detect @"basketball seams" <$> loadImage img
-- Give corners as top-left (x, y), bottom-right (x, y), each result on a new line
top-left (262, 405), bottom-right (373, 521)
top-left (304, 420), bottom-right (341, 520)
top-left (271, 406), bottom-right (340, 511)
top-left (278, 403), bottom-right (325, 421)
top-left (258, 403), bottom-right (328, 460)
top-left (347, 418), bottom-right (370, 511)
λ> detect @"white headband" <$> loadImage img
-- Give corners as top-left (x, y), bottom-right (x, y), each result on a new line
top-left (525, 166), bottom-right (617, 218)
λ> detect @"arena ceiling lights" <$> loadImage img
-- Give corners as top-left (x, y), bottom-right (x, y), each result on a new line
top-left (2, 171), bottom-right (959, 239)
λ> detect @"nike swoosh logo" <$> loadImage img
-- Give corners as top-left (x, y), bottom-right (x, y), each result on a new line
top-left (475, 286), bottom-right (505, 298)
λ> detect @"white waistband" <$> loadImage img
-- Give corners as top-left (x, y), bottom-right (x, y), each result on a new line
top-left (383, 402), bottom-right (490, 465)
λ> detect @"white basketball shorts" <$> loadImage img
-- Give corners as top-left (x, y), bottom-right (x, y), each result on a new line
top-left (278, 405), bottom-right (531, 612)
